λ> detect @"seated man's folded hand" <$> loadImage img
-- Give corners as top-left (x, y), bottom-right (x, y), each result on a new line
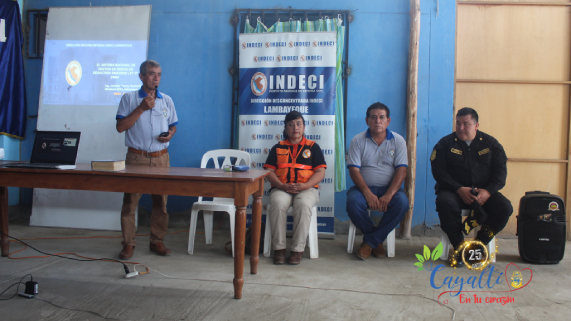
top-left (365, 191), bottom-right (379, 210)
top-left (457, 186), bottom-right (477, 205)
top-left (378, 194), bottom-right (393, 212)
top-left (285, 183), bottom-right (301, 194)
top-left (475, 188), bottom-right (491, 205)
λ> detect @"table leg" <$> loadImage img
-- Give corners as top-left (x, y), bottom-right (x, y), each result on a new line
top-left (233, 205), bottom-right (246, 299)
top-left (249, 180), bottom-right (263, 275)
top-left (1, 187), bottom-right (9, 257)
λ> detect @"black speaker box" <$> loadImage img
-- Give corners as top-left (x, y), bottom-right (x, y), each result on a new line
top-left (517, 191), bottom-right (566, 264)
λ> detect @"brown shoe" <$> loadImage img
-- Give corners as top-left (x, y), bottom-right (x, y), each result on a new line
top-left (119, 245), bottom-right (134, 260)
top-left (273, 249), bottom-right (286, 265)
top-left (372, 244), bottom-right (385, 258)
top-left (356, 243), bottom-right (373, 260)
top-left (150, 242), bottom-right (171, 256)
top-left (288, 251), bottom-right (303, 265)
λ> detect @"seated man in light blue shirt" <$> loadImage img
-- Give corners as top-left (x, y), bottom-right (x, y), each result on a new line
top-left (346, 102), bottom-right (409, 260)
top-left (115, 60), bottom-right (178, 260)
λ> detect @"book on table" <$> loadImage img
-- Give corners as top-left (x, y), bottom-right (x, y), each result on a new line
top-left (91, 160), bottom-right (125, 171)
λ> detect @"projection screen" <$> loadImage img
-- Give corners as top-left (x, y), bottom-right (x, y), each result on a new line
top-left (31, 6), bottom-right (151, 230)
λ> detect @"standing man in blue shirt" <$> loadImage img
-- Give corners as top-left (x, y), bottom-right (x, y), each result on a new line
top-left (346, 102), bottom-right (409, 260)
top-left (115, 60), bottom-right (178, 260)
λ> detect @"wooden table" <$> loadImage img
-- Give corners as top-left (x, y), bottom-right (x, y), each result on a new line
top-left (0, 162), bottom-right (269, 299)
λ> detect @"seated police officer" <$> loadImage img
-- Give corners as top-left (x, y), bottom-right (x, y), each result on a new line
top-left (430, 107), bottom-right (513, 266)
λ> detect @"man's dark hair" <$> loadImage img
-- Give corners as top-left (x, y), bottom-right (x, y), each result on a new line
top-left (456, 107), bottom-right (479, 123)
top-left (282, 111), bottom-right (305, 140)
top-left (366, 102), bottom-right (390, 119)
top-left (140, 60), bottom-right (161, 75)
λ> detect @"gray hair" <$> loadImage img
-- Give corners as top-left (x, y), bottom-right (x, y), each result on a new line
top-left (139, 60), bottom-right (161, 75)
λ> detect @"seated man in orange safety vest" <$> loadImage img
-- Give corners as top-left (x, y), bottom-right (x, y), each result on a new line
top-left (263, 111), bottom-right (326, 265)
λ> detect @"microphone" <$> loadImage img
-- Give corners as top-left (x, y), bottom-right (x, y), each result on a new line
top-left (154, 85), bottom-right (158, 103)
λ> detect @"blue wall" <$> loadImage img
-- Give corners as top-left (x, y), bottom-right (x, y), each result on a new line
top-left (18, 0), bottom-right (455, 231)
top-left (1, 136), bottom-right (20, 205)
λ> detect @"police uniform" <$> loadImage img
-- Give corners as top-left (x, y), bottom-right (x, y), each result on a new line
top-left (263, 137), bottom-right (326, 253)
top-left (430, 130), bottom-right (513, 248)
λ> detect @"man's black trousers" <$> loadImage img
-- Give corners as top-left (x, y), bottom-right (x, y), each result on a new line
top-left (436, 190), bottom-right (513, 249)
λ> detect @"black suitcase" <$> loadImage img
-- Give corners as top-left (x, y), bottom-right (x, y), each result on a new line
top-left (517, 191), bottom-right (566, 264)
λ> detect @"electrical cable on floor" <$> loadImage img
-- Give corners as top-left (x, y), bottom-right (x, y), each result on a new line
top-left (3, 215), bottom-right (224, 260)
top-left (1, 217), bottom-right (225, 270)
top-left (0, 275), bottom-right (28, 286)
top-left (0, 231), bottom-right (131, 275)
top-left (0, 274), bottom-right (31, 301)
top-left (5, 238), bottom-right (150, 275)
top-left (35, 297), bottom-right (119, 320)
top-left (1, 219), bottom-right (452, 318)
top-left (1, 274), bottom-right (128, 319)
top-left (140, 265), bottom-right (456, 320)
top-left (4, 213), bottom-right (223, 245)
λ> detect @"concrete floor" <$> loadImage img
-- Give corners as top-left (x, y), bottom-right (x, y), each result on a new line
top-left (1, 223), bottom-right (570, 321)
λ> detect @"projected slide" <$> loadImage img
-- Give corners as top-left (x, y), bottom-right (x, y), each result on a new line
top-left (42, 40), bottom-right (147, 105)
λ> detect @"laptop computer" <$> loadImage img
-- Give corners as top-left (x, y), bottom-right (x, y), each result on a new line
top-left (4, 131), bottom-right (81, 170)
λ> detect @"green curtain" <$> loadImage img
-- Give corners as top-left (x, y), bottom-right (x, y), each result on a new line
top-left (241, 17), bottom-right (347, 192)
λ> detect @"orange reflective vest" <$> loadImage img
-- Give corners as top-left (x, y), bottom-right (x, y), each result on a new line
top-left (266, 137), bottom-right (323, 187)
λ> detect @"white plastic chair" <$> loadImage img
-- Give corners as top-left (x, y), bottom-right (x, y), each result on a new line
top-left (347, 209), bottom-right (396, 257)
top-left (263, 205), bottom-right (319, 259)
top-left (440, 209), bottom-right (496, 262)
top-left (188, 149), bottom-right (251, 257)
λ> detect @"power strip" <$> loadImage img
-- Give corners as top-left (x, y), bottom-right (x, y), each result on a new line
top-left (126, 271), bottom-right (139, 278)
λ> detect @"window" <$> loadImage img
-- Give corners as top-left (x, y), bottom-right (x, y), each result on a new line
top-left (26, 9), bottom-right (48, 58)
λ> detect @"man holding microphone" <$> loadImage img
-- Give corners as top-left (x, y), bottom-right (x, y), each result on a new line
top-left (115, 60), bottom-right (178, 260)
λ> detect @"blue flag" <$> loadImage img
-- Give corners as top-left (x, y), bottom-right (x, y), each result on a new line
top-left (0, 1), bottom-right (26, 139)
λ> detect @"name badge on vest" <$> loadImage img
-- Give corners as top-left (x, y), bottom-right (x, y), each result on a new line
top-left (451, 148), bottom-right (462, 155)
top-left (478, 148), bottom-right (490, 155)
top-left (302, 149), bottom-right (311, 158)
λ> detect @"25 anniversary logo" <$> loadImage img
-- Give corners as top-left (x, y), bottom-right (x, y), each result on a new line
top-left (415, 242), bottom-right (533, 306)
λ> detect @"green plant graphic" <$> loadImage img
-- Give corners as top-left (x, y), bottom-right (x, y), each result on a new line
top-left (414, 242), bottom-right (444, 271)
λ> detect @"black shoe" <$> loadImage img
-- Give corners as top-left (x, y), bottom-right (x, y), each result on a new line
top-left (449, 241), bottom-right (467, 268)
top-left (475, 225), bottom-right (496, 246)
top-left (449, 251), bottom-right (464, 268)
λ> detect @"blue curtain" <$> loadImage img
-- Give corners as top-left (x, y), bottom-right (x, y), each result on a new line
top-left (0, 0), bottom-right (26, 139)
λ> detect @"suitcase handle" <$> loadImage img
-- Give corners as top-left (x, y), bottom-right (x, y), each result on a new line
top-left (525, 191), bottom-right (550, 195)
